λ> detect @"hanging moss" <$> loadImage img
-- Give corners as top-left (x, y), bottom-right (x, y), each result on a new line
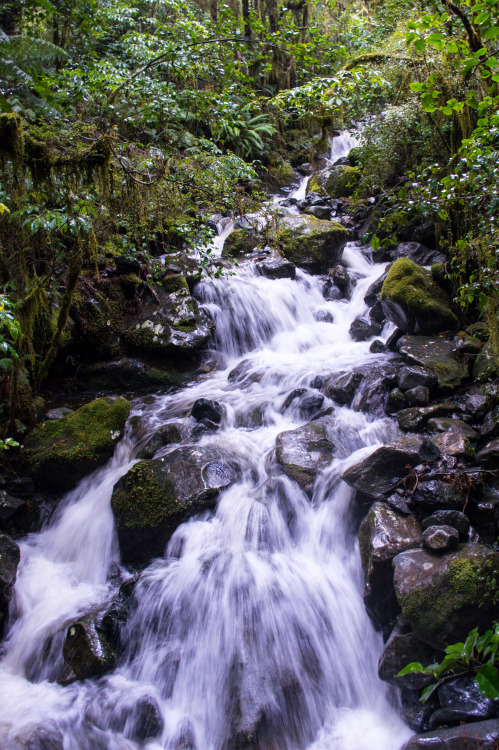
top-left (0, 113), bottom-right (24, 164)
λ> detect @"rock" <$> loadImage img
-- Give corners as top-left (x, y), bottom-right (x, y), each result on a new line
top-left (358, 503), bottom-right (422, 627)
top-left (349, 317), bottom-right (382, 342)
top-left (297, 162), bottom-right (313, 176)
top-left (427, 417), bottom-right (478, 441)
top-left (401, 719), bottom-right (499, 749)
top-left (429, 675), bottom-right (499, 728)
top-left (0, 533), bottom-right (20, 636)
top-left (422, 524), bottom-right (459, 551)
top-left (364, 273), bottom-right (387, 307)
top-left (59, 613), bottom-right (115, 683)
top-left (397, 402), bottom-right (460, 432)
top-left (323, 371), bottom-right (364, 406)
top-left (480, 407), bottom-right (499, 441)
top-left (421, 511), bottom-right (470, 541)
top-left (191, 398), bottom-right (223, 424)
top-left (342, 435), bottom-right (440, 500)
top-left (399, 686), bottom-right (436, 733)
top-left (430, 432), bottom-right (475, 461)
top-left (9, 722), bottom-right (65, 750)
top-left (45, 407), bottom-right (74, 420)
top-left (227, 359), bottom-right (263, 386)
top-left (329, 264), bottom-right (352, 294)
top-left (323, 165), bottom-right (362, 198)
top-left (410, 480), bottom-right (465, 513)
top-left (369, 299), bottom-right (386, 324)
top-left (303, 205), bottom-right (332, 220)
top-left (86, 686), bottom-right (164, 742)
top-left (378, 622), bottom-right (442, 690)
top-left (322, 278), bottom-right (344, 301)
top-left (370, 339), bottom-right (388, 354)
top-left (380, 258), bottom-right (458, 334)
top-left (77, 358), bottom-right (183, 392)
top-left (473, 343), bottom-right (499, 381)
top-left (275, 421), bottom-right (334, 494)
top-left (314, 308), bottom-right (334, 323)
top-left (115, 255), bottom-right (141, 274)
top-left (392, 242), bottom-right (447, 266)
top-left (392, 544), bottom-right (499, 649)
top-left (275, 215), bottom-right (350, 273)
top-left (111, 446), bottom-right (241, 565)
top-left (468, 484), bottom-right (499, 543)
top-left (256, 258), bottom-right (296, 279)
top-left (310, 376), bottom-right (324, 390)
top-left (23, 397), bottom-right (131, 492)
top-left (477, 438), bottom-right (499, 468)
top-left (138, 423), bottom-right (183, 459)
top-left (465, 387), bottom-right (496, 421)
top-left (398, 335), bottom-right (470, 392)
top-left (405, 386), bottom-right (430, 406)
top-left (386, 388), bottom-right (406, 413)
top-left (222, 228), bottom-right (259, 257)
top-left (398, 366), bottom-right (437, 392)
top-left (100, 577), bottom-right (138, 653)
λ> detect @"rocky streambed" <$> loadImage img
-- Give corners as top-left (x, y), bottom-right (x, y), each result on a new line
top-left (0, 133), bottom-right (498, 750)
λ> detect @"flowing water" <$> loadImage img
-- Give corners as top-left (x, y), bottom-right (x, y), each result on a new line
top-left (0, 135), bottom-right (412, 750)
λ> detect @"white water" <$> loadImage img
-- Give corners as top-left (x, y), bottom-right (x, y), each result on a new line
top-left (0, 137), bottom-right (411, 750)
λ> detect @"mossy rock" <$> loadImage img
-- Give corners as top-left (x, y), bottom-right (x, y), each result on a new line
top-left (274, 215), bottom-right (349, 273)
top-left (393, 545), bottom-right (499, 649)
top-left (161, 273), bottom-right (189, 294)
top-left (398, 335), bottom-right (470, 392)
top-left (265, 159), bottom-right (295, 189)
top-left (76, 358), bottom-right (184, 393)
top-left (473, 342), bottom-right (499, 382)
top-left (381, 258), bottom-right (459, 334)
top-left (324, 165), bottom-right (362, 198)
top-left (222, 229), bottom-right (260, 258)
top-left (23, 397), bottom-right (131, 492)
top-left (111, 446), bottom-right (241, 565)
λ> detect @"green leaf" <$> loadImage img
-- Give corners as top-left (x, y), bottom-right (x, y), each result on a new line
top-left (396, 662), bottom-right (426, 677)
top-left (370, 236), bottom-right (380, 251)
top-left (414, 38), bottom-right (427, 51)
top-left (421, 683), bottom-right (439, 704)
top-left (483, 26), bottom-right (499, 38)
top-left (410, 82), bottom-right (426, 92)
top-left (475, 665), bottom-right (499, 699)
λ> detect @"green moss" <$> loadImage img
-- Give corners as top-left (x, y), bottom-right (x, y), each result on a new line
top-left (276, 216), bottom-right (349, 271)
top-left (324, 166), bottom-right (361, 198)
top-left (306, 175), bottom-right (323, 194)
top-left (222, 229), bottom-right (259, 258)
top-left (162, 273), bottom-right (188, 294)
top-left (449, 557), bottom-right (479, 598)
top-left (111, 460), bottom-right (178, 529)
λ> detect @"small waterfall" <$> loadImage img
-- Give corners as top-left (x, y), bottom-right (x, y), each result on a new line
top-left (0, 138), bottom-right (411, 750)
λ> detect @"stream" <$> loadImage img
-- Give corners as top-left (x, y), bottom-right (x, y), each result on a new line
top-left (0, 135), bottom-right (412, 750)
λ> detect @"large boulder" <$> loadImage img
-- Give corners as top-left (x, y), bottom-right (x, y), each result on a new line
top-left (391, 241), bottom-right (447, 266)
top-left (397, 402), bottom-right (461, 432)
top-left (400, 719), bottom-right (499, 750)
top-left (380, 258), bottom-right (458, 335)
top-left (274, 215), bottom-right (349, 273)
top-left (0, 533), bottom-right (20, 637)
top-left (358, 503), bottom-right (422, 627)
top-left (59, 612), bottom-right (116, 684)
top-left (23, 397), bottom-right (131, 492)
top-left (324, 165), bottom-right (362, 198)
top-left (378, 622), bottom-right (442, 690)
top-left (222, 228), bottom-right (259, 257)
top-left (322, 371), bottom-right (364, 406)
top-left (393, 545), bottom-right (499, 649)
top-left (76, 358), bottom-right (184, 393)
top-left (111, 446), bottom-right (241, 565)
top-left (398, 334), bottom-right (469, 392)
top-left (341, 435), bottom-right (440, 500)
top-left (275, 420), bottom-right (334, 494)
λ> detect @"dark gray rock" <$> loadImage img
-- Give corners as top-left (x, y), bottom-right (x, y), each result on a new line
top-left (477, 438), bottom-right (499, 468)
top-left (369, 299), bottom-right (386, 324)
top-left (322, 371), bottom-right (364, 406)
top-left (405, 386), bottom-right (430, 406)
top-left (191, 398), bottom-right (222, 424)
top-left (421, 511), bottom-right (470, 541)
top-left (397, 402), bottom-right (460, 432)
top-left (378, 622), bottom-right (442, 690)
top-left (386, 388), bottom-right (406, 413)
top-left (427, 417), bottom-right (478, 441)
top-left (428, 676), bottom-right (499, 729)
top-left (275, 421), bottom-right (334, 494)
top-left (59, 613), bottom-right (116, 683)
top-left (410, 480), bottom-right (465, 513)
top-left (422, 524), bottom-right (459, 551)
top-left (342, 435), bottom-right (440, 500)
top-left (303, 205), bottom-right (332, 220)
top-left (480, 407), bottom-right (499, 441)
top-left (0, 533), bottom-right (20, 636)
top-left (392, 242), bottom-right (447, 266)
top-left (256, 259), bottom-right (296, 280)
top-left (430, 432), bottom-right (475, 461)
top-left (398, 366), bottom-right (437, 392)
top-left (138, 423), bottom-right (183, 459)
top-left (9, 722), bottom-right (65, 750)
top-left (45, 407), bottom-right (74, 420)
top-left (349, 317), bottom-right (382, 342)
top-left (397, 335), bottom-right (469, 392)
top-left (370, 339), bottom-right (388, 354)
top-left (401, 719), bottom-right (499, 749)
top-left (314, 308), bottom-right (334, 323)
top-left (364, 272), bottom-right (388, 307)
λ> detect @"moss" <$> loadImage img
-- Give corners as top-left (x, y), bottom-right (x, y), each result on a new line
top-left (222, 229), bottom-right (259, 258)
top-left (111, 460), bottom-right (178, 529)
top-left (381, 257), bottom-right (459, 329)
top-left (162, 273), bottom-right (188, 294)
top-left (449, 557), bottom-right (480, 599)
top-left (24, 396), bottom-right (131, 473)
top-left (324, 166), bottom-right (361, 199)
top-left (275, 215), bottom-right (349, 272)
top-left (306, 175), bottom-right (323, 194)
top-left (0, 113), bottom-right (24, 163)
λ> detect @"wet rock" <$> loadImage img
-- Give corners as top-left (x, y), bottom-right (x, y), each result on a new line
top-left (227, 359), bottom-right (263, 386)
top-left (190, 419), bottom-right (220, 438)
top-left (282, 388), bottom-right (308, 410)
top-left (349, 317), bottom-right (382, 342)
top-left (392, 242), bottom-right (447, 266)
top-left (191, 398), bottom-right (223, 424)
top-left (480, 407), bottom-right (499, 441)
top-left (0, 491), bottom-right (28, 533)
top-left (393, 545), bottom-right (499, 649)
top-left (9, 722), bottom-right (65, 750)
top-left (329, 264), bottom-right (352, 295)
top-left (60, 613), bottom-right (116, 683)
top-left (87, 687), bottom-right (164, 742)
top-left (397, 402), bottom-right (460, 432)
top-left (386, 388), bottom-right (406, 413)
top-left (314, 308), bottom-right (334, 323)
top-left (477, 438), bottom-right (499, 468)
top-left (364, 273), bottom-right (387, 307)
top-left (422, 524), bottom-right (459, 551)
top-left (275, 421), bottom-right (334, 494)
top-left (370, 339), bottom-right (388, 354)
top-left (427, 417), bottom-right (478, 441)
top-left (100, 577), bottom-right (138, 653)
top-left (45, 407), bottom-right (74, 420)
top-left (473, 343), bottom-right (499, 381)
top-left (275, 215), bottom-right (349, 273)
top-left (342, 435), bottom-right (440, 500)
top-left (303, 205), bottom-right (331, 220)
top-left (322, 371), bottom-right (364, 406)
top-left (397, 335), bottom-right (469, 392)
top-left (77, 358), bottom-right (183, 393)
top-left (22, 397), bottom-right (131, 492)
top-left (399, 686), bottom-right (437, 733)
top-left (378, 621), bottom-right (442, 690)
top-left (421, 511), bottom-right (470, 541)
top-left (468, 484), bottom-right (499, 543)
top-left (138, 423), bottom-right (183, 459)
top-left (380, 259), bottom-right (458, 335)
top-left (310, 376), bottom-right (324, 390)
top-left (223, 228), bottom-right (260, 257)
top-left (398, 366), bottom-right (437, 392)
top-left (400, 719), bottom-right (499, 749)
top-left (323, 165), bottom-right (361, 198)
top-left (430, 432), bottom-right (475, 461)
top-left (405, 386), bottom-right (430, 406)
top-left (429, 675), bottom-right (499, 728)
top-left (297, 162), bottom-right (313, 175)
top-left (322, 278), bottom-right (344, 301)
top-left (465, 387), bottom-right (495, 421)
top-left (126, 696), bottom-right (164, 741)
top-left (358, 503), bottom-right (422, 627)
top-left (112, 446), bottom-right (241, 565)
top-left (369, 299), bottom-right (385, 324)
top-left (410, 480), bottom-right (465, 513)
top-left (256, 258), bottom-right (296, 279)
top-left (0, 533), bottom-right (20, 637)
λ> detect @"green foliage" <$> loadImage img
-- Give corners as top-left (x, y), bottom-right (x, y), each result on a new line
top-left (398, 624), bottom-right (499, 704)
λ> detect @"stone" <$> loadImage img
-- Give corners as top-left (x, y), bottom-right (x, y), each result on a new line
top-left (410, 480), bottom-right (465, 513)
top-left (473, 343), bottom-right (499, 381)
top-left (427, 418), bottom-right (478, 441)
top-left (430, 432), bottom-right (475, 461)
top-left (341, 435), bottom-right (440, 500)
top-left (322, 371), bottom-right (364, 406)
top-left (349, 317), bottom-right (382, 342)
top-left (400, 720), bottom-right (499, 750)
top-left (364, 273), bottom-right (387, 307)
top-left (303, 205), bottom-right (332, 220)
top-left (274, 215), bottom-right (350, 273)
top-left (0, 533), bottom-right (20, 637)
top-left (138, 423), bottom-right (183, 459)
top-left (76, 358), bottom-right (184, 393)
top-left (398, 335), bottom-right (470, 392)
top-left (369, 299), bottom-right (386, 324)
top-left (477, 438), bottom-right (499, 468)
top-left (323, 165), bottom-right (362, 198)
top-left (358, 503), bottom-right (422, 627)
top-left (275, 421), bottom-right (334, 494)
top-left (392, 545), bottom-right (499, 649)
top-left (480, 407), bottom-right (499, 441)
top-left (465, 388), bottom-right (494, 421)
top-left (378, 622), bottom-right (442, 690)
top-left (222, 228), bottom-right (259, 257)
top-left (422, 524), bottom-right (459, 551)
top-left (370, 339), bottom-right (388, 354)
top-left (45, 407), bottom-right (74, 420)
top-left (405, 386), bottom-right (430, 406)
top-left (398, 366), bottom-right (437, 392)
top-left (386, 388), bottom-right (406, 413)
top-left (329, 264), bottom-right (352, 294)
top-left (9, 722), bottom-right (65, 750)
top-left (22, 397), bottom-right (131, 492)
top-left (397, 403), bottom-right (460, 432)
top-left (428, 676), bottom-right (499, 729)
top-left (59, 613), bottom-right (115, 683)
top-left (256, 258), bottom-right (296, 279)
top-left (380, 258), bottom-right (458, 335)
top-left (191, 398), bottom-right (223, 424)
top-left (392, 241), bottom-right (447, 266)
top-left (421, 511), bottom-right (470, 541)
top-left (111, 446), bottom-right (241, 565)
top-left (314, 308), bottom-right (334, 323)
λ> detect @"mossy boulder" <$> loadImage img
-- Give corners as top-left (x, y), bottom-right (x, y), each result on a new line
top-left (397, 335), bottom-right (470, 392)
top-left (393, 545), bottom-right (499, 649)
top-left (274, 215), bottom-right (349, 273)
top-left (111, 446), bottom-right (241, 565)
top-left (324, 165), bottom-right (361, 198)
top-left (23, 397), bottom-right (131, 492)
top-left (76, 358), bottom-right (184, 393)
top-left (381, 258), bottom-right (459, 335)
top-left (222, 228), bottom-right (260, 258)
top-left (265, 159), bottom-right (295, 189)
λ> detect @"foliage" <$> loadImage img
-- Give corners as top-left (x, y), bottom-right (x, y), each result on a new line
top-left (397, 624), bottom-right (499, 704)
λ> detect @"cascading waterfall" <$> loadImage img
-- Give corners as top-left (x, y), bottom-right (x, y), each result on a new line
top-left (0, 135), bottom-right (412, 750)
